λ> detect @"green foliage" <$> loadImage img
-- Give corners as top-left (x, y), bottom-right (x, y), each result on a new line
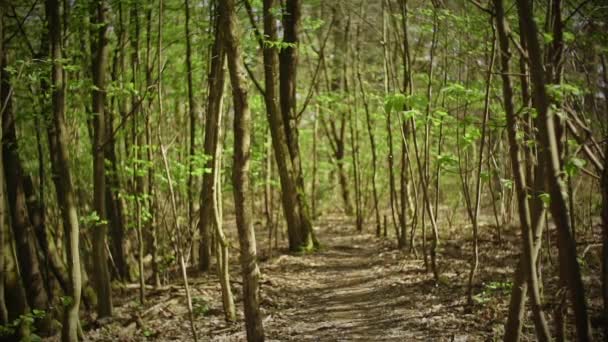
top-left (538, 192), bottom-right (551, 207)
top-left (565, 157), bottom-right (586, 177)
top-left (80, 211), bottom-right (108, 228)
top-left (0, 310), bottom-right (46, 341)
top-left (546, 83), bottom-right (582, 103)
top-left (60, 296), bottom-right (74, 308)
top-left (472, 281), bottom-right (512, 304)
top-left (303, 17), bottom-right (325, 32)
top-left (436, 153), bottom-right (458, 172)
top-left (384, 93), bottom-right (407, 114)
top-left (462, 127), bottom-right (481, 146)
top-left (499, 178), bottom-right (513, 190)
top-left (263, 39), bottom-right (297, 51)
top-left (192, 297), bottom-right (211, 317)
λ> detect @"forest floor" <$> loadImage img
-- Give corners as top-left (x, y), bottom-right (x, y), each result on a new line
top-left (81, 214), bottom-right (605, 341)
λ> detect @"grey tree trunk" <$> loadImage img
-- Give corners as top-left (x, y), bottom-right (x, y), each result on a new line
top-left (494, 2), bottom-right (552, 340)
top-left (45, 0), bottom-right (83, 338)
top-left (219, 0), bottom-right (265, 339)
top-left (91, 0), bottom-right (112, 319)
top-left (279, 0), bottom-right (317, 250)
top-left (0, 3), bottom-right (8, 325)
top-left (516, 0), bottom-right (592, 340)
top-left (199, 8), bottom-right (226, 271)
top-left (262, 0), bottom-right (313, 251)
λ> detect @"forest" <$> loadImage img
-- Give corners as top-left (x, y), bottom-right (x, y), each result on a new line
top-left (0, 0), bottom-right (606, 340)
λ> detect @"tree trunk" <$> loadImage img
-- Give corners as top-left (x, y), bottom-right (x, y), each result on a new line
top-left (107, 0), bottom-right (130, 282)
top-left (263, 0), bottom-right (314, 251)
top-left (2, 55), bottom-right (51, 335)
top-left (356, 59), bottom-right (381, 236)
top-left (0, 194), bottom-right (6, 325)
top-left (91, 0), bottom-right (112, 318)
top-left (601, 53), bottom-right (608, 340)
top-left (494, 2), bottom-right (552, 340)
top-left (185, 0), bottom-right (198, 232)
top-left (199, 7), bottom-right (226, 271)
top-left (211, 109), bottom-right (236, 322)
top-left (0, 4), bottom-right (8, 324)
top-left (466, 32), bottom-right (495, 305)
top-left (219, 0), bottom-right (265, 339)
top-left (516, 0), bottom-right (592, 340)
top-left (279, 0), bottom-right (317, 249)
top-left (45, 0), bottom-right (83, 339)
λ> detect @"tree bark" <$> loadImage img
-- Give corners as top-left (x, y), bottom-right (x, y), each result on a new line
top-left (185, 0), bottom-right (198, 232)
top-left (199, 7), bottom-right (226, 271)
top-left (45, 0), bottom-right (83, 339)
top-left (91, 0), bottom-right (112, 318)
top-left (107, 0), bottom-right (130, 283)
top-left (278, 0), bottom-right (316, 249)
top-left (219, 0), bottom-right (265, 339)
top-left (466, 30), bottom-right (496, 305)
top-left (601, 53), bottom-right (608, 341)
top-left (211, 108), bottom-right (236, 322)
top-left (263, 0), bottom-right (314, 251)
top-left (356, 58), bottom-right (380, 236)
top-left (515, 0), bottom-right (592, 340)
top-left (0, 3), bottom-right (8, 324)
top-left (2, 54), bottom-right (51, 335)
top-left (494, 2), bottom-right (552, 340)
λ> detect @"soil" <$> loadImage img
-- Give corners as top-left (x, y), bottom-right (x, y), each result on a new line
top-left (79, 215), bottom-right (605, 341)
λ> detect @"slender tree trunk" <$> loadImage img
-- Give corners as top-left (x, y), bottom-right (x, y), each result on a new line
top-left (348, 85), bottom-right (363, 231)
top-left (211, 110), bottom-right (236, 322)
top-left (147, 119), bottom-right (160, 288)
top-left (2, 58), bottom-right (50, 335)
top-left (356, 67), bottom-right (380, 236)
top-left (311, 108), bottom-right (318, 219)
top-left (0, 4), bottom-right (8, 324)
top-left (185, 0), bottom-right (198, 232)
top-left (397, 0), bottom-right (414, 250)
top-left (134, 127), bottom-right (146, 303)
top-left (160, 139), bottom-right (199, 342)
top-left (107, 0), bottom-right (129, 282)
top-left (494, 2), bottom-right (552, 340)
top-left (156, 0), bottom-right (197, 336)
top-left (0, 175), bottom-right (5, 326)
top-left (220, 0), bottom-right (265, 339)
top-left (382, 0), bottom-right (400, 244)
top-left (44, 0), bottom-right (83, 339)
top-left (199, 7), bottom-right (226, 271)
top-left (502, 10), bottom-right (552, 341)
top-left (132, 25), bottom-right (146, 298)
top-left (600, 53), bottom-right (608, 341)
top-left (0, 3), bottom-right (6, 323)
top-left (516, 1), bottom-right (592, 340)
top-left (263, 0), bottom-right (313, 251)
top-left (466, 32), bottom-right (496, 305)
top-left (91, 0), bottom-right (112, 318)
top-left (279, 0), bottom-right (317, 249)
top-left (129, 2), bottom-right (147, 297)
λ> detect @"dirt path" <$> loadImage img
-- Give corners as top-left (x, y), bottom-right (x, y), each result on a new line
top-left (260, 220), bottom-right (498, 341)
top-left (84, 218), bottom-right (525, 341)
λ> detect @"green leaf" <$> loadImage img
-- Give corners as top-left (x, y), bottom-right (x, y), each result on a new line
top-left (403, 109), bottom-right (420, 120)
top-left (563, 31), bottom-right (575, 43)
top-left (539, 192), bottom-right (551, 207)
top-left (384, 93), bottom-right (407, 113)
top-left (565, 157), bottom-right (586, 177)
top-left (500, 178), bottom-right (513, 190)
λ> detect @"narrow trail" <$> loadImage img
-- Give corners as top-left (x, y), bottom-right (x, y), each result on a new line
top-left (260, 219), bottom-right (499, 341)
top-left (86, 217), bottom-right (518, 341)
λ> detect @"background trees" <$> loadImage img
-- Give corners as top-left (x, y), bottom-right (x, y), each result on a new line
top-left (0, 0), bottom-right (606, 340)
